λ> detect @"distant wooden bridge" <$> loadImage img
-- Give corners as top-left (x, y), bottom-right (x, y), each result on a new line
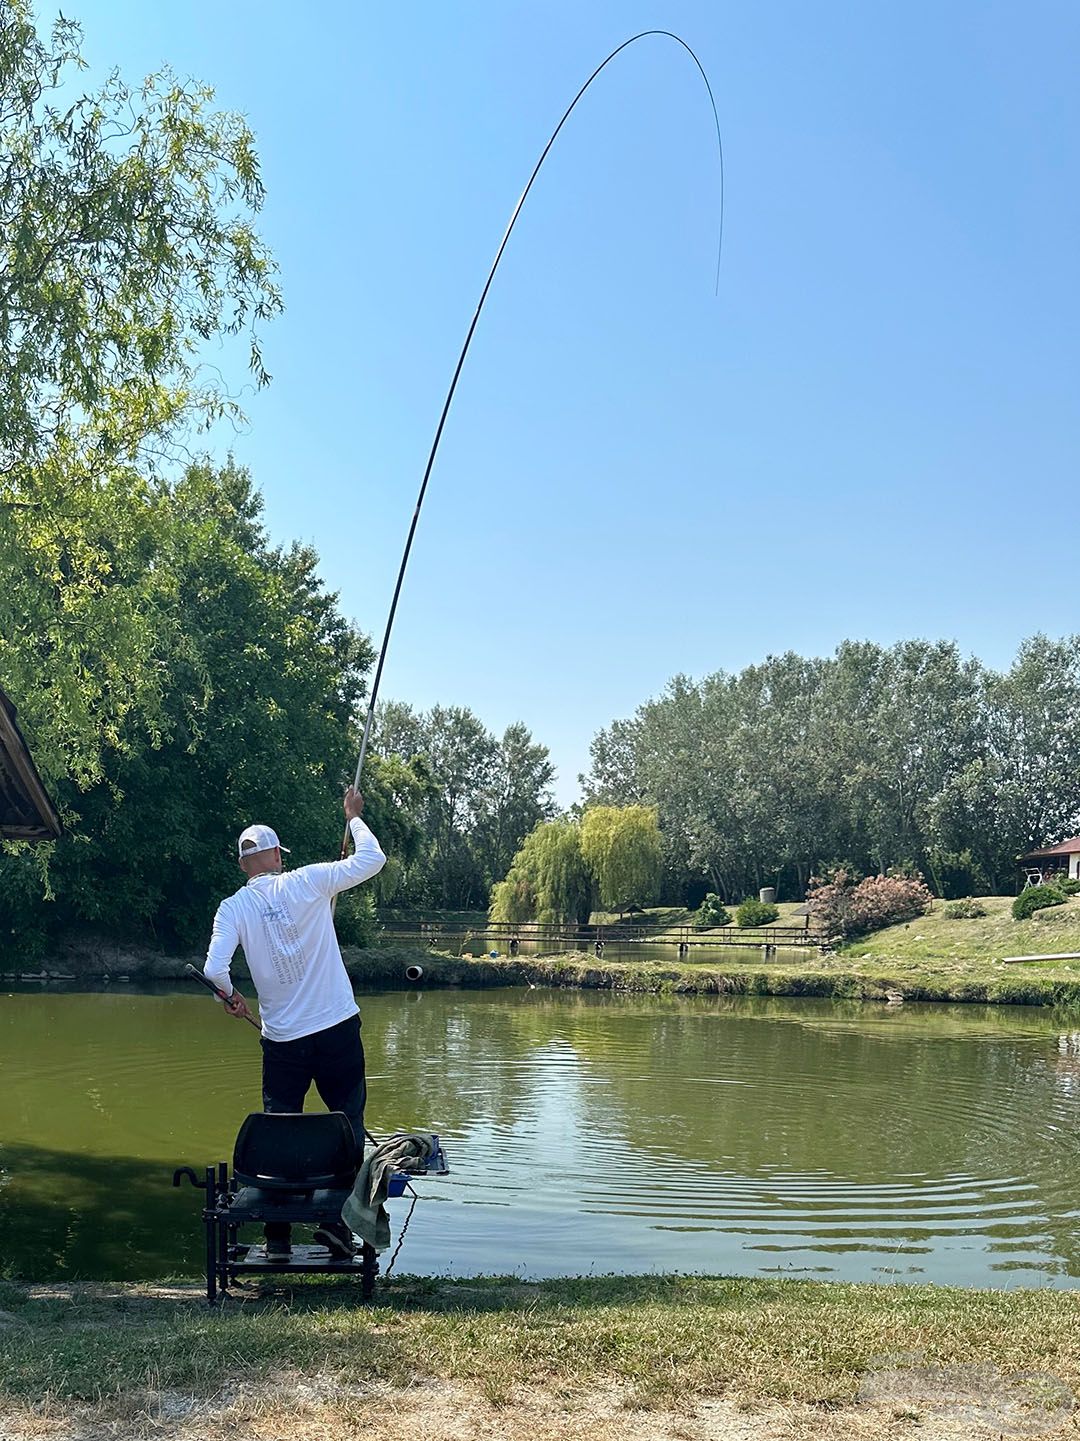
top-left (380, 918), bottom-right (827, 955)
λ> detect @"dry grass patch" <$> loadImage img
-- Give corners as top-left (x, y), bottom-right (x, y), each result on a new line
top-left (2, 1275), bottom-right (1079, 1439)
top-left (2, 1378), bottom-right (1076, 1441)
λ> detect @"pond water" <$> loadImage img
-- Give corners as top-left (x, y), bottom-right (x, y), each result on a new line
top-left (2, 984), bottom-right (1079, 1288)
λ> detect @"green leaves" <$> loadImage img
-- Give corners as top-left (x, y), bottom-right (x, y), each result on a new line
top-left (583, 638), bottom-right (1080, 905)
top-left (0, 0), bottom-right (280, 475)
top-left (579, 805), bottom-right (662, 912)
top-left (490, 807), bottom-right (662, 927)
top-left (2, 461), bottom-right (375, 950)
top-left (373, 704), bottom-right (555, 909)
top-left (0, 0), bottom-right (282, 797)
top-left (490, 819), bottom-right (592, 928)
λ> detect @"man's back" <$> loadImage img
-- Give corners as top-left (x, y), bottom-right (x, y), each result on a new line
top-left (205, 815), bottom-right (385, 1040)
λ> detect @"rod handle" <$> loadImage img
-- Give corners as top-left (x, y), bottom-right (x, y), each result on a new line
top-left (184, 963), bottom-right (261, 1030)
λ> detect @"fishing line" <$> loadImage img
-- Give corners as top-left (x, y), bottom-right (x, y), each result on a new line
top-left (338, 28), bottom-right (724, 864)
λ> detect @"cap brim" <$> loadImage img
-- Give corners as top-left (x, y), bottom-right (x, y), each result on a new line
top-left (279, 844), bottom-right (290, 853)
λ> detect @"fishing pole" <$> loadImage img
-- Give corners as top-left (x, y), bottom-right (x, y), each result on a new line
top-left (185, 962), bottom-right (261, 1030)
top-left (337, 29), bottom-right (724, 866)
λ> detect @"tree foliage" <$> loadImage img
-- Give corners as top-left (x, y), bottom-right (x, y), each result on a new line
top-left (489, 806), bottom-right (662, 928)
top-left (1, 463), bottom-right (378, 952)
top-left (489, 819), bottom-right (592, 929)
top-left (0, 0), bottom-right (280, 792)
top-left (0, 1), bottom-right (280, 473)
top-left (578, 805), bottom-right (661, 911)
top-left (583, 637), bottom-right (1080, 903)
top-left (375, 702), bottom-right (555, 908)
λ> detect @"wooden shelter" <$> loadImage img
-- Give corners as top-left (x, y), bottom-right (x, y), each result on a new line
top-left (0, 687), bottom-right (61, 841)
top-left (1017, 839), bottom-right (1080, 888)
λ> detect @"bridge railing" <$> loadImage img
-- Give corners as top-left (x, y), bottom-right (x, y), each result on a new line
top-left (379, 918), bottom-right (826, 950)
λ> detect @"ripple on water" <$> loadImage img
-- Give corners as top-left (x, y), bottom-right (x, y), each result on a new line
top-left (2, 987), bottom-right (1078, 1286)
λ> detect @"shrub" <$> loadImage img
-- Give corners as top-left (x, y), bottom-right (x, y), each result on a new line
top-left (333, 889), bottom-right (381, 947)
top-left (808, 868), bottom-right (932, 939)
top-left (943, 898), bottom-right (987, 920)
top-left (693, 893), bottom-right (731, 929)
top-left (736, 898), bottom-right (780, 928)
top-left (1012, 885), bottom-right (1066, 921)
top-left (1057, 877), bottom-right (1080, 896)
top-left (930, 848), bottom-right (991, 900)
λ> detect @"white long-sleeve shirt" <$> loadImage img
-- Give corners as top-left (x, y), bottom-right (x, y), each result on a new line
top-left (204, 816), bottom-right (386, 1042)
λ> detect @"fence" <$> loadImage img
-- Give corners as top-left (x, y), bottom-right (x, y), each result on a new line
top-left (380, 918), bottom-right (827, 954)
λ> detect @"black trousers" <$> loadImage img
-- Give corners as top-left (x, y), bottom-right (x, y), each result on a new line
top-left (260, 1014), bottom-right (366, 1246)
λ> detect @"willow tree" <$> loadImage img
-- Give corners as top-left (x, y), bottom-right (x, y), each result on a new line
top-left (489, 819), bottom-right (592, 928)
top-left (0, 0), bottom-right (281, 786)
top-left (579, 805), bottom-right (662, 912)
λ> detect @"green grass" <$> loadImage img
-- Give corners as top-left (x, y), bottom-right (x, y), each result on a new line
top-left (590, 904), bottom-right (697, 928)
top-left (2, 1274), bottom-right (1079, 1416)
top-left (345, 928), bottom-right (1080, 1007)
top-left (845, 892), bottom-right (1080, 967)
top-left (592, 902), bottom-right (810, 932)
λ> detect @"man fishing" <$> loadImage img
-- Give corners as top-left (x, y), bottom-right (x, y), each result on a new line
top-left (204, 785), bottom-right (385, 1260)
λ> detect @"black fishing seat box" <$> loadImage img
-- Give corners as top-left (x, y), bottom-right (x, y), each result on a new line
top-left (174, 1111), bottom-right (378, 1302)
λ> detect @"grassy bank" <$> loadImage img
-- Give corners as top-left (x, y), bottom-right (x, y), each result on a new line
top-left (22, 893), bottom-right (1080, 1009)
top-left (845, 892), bottom-right (1080, 963)
top-left (1, 1274), bottom-right (1078, 1440)
top-left (338, 941), bottom-right (1080, 1008)
top-left (16, 934), bottom-right (1080, 1008)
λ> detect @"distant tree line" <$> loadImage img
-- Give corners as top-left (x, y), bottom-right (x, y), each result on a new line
top-left (373, 702), bottom-right (555, 911)
top-left (581, 638), bottom-right (1080, 904)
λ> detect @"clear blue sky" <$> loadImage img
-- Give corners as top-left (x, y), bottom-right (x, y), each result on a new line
top-left (51, 1), bottom-right (1080, 804)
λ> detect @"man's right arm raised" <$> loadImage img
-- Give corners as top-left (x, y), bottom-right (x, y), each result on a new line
top-left (306, 815), bottom-right (386, 899)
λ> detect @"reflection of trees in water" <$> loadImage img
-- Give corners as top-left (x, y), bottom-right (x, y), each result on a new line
top-left (5, 988), bottom-right (1079, 1283)
top-left (365, 990), bottom-right (580, 1136)
top-left (362, 990), bottom-right (1051, 1178)
top-left (364, 989), bottom-right (1080, 1280)
top-left (0, 1141), bottom-right (202, 1282)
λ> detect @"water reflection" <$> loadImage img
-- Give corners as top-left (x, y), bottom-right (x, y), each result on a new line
top-left (0, 985), bottom-right (1077, 1286)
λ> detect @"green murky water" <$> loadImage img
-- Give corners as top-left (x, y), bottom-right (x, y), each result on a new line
top-left (2, 984), bottom-right (1078, 1286)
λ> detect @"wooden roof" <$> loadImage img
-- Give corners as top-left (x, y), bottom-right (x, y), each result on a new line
top-left (0, 687), bottom-right (61, 841)
top-left (1019, 838), bottom-right (1080, 861)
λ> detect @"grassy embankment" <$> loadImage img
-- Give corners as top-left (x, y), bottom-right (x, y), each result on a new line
top-left (344, 895), bottom-right (1080, 1007)
top-left (27, 897), bottom-right (1080, 1008)
top-left (2, 1274), bottom-right (1078, 1440)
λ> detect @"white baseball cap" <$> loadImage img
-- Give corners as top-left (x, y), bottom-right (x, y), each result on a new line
top-left (237, 823), bottom-right (290, 858)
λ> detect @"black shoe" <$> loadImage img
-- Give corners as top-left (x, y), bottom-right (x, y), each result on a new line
top-left (313, 1222), bottom-right (355, 1259)
top-left (264, 1237), bottom-right (292, 1263)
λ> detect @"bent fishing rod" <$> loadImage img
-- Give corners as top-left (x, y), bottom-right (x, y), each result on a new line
top-left (337, 30), bottom-right (724, 866)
